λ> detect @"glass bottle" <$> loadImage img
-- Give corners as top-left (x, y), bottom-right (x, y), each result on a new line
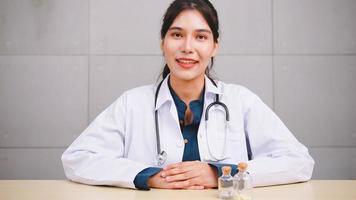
top-left (218, 166), bottom-right (234, 199)
top-left (233, 162), bottom-right (253, 200)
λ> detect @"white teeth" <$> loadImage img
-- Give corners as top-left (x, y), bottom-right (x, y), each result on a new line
top-left (177, 59), bottom-right (197, 64)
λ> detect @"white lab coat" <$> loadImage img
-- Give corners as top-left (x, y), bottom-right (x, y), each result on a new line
top-left (62, 75), bottom-right (314, 189)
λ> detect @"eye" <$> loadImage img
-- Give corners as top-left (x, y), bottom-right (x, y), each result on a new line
top-left (171, 32), bottom-right (183, 38)
top-left (197, 34), bottom-right (208, 41)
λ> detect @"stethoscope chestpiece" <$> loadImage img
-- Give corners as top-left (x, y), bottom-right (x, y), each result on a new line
top-left (157, 151), bottom-right (167, 166)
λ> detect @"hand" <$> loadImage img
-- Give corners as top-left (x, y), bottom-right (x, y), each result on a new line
top-left (161, 161), bottom-right (218, 189)
top-left (147, 170), bottom-right (205, 190)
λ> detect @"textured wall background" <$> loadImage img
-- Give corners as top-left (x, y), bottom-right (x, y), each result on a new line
top-left (0, 0), bottom-right (355, 180)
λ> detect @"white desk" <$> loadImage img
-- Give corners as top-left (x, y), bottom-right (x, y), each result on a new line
top-left (0, 180), bottom-right (355, 200)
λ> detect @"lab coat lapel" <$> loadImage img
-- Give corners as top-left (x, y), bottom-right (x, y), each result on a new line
top-left (154, 76), bottom-right (180, 127)
top-left (198, 76), bottom-right (223, 162)
top-left (154, 75), bottom-right (184, 165)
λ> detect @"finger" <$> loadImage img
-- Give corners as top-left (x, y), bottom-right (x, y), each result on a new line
top-left (163, 161), bottom-right (198, 170)
top-left (186, 185), bottom-right (204, 190)
top-left (171, 177), bottom-right (203, 189)
top-left (162, 164), bottom-right (197, 177)
top-left (171, 179), bottom-right (192, 189)
top-left (163, 162), bottom-right (183, 170)
top-left (165, 170), bottom-right (199, 182)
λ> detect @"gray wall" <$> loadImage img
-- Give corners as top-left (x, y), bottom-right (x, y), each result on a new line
top-left (0, 0), bottom-right (355, 180)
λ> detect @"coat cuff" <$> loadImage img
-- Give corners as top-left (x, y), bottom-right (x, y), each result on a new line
top-left (208, 163), bottom-right (238, 177)
top-left (133, 167), bottom-right (162, 190)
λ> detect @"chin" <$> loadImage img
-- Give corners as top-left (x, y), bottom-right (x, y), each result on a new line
top-left (170, 70), bottom-right (204, 82)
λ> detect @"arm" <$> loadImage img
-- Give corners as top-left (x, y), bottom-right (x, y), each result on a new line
top-left (61, 92), bottom-right (150, 189)
top-left (134, 167), bottom-right (162, 190)
top-left (241, 88), bottom-right (315, 187)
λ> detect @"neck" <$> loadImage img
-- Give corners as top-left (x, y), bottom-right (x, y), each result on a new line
top-left (169, 75), bottom-right (205, 105)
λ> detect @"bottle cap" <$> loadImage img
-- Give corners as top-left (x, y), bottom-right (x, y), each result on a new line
top-left (222, 166), bottom-right (231, 175)
top-left (238, 162), bottom-right (248, 171)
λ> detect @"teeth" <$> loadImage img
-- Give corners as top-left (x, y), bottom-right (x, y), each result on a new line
top-left (178, 59), bottom-right (196, 64)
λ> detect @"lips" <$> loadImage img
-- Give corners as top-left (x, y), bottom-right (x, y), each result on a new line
top-left (176, 58), bottom-right (198, 68)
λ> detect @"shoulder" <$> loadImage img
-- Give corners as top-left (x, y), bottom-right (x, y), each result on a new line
top-left (217, 80), bottom-right (258, 100)
top-left (217, 80), bottom-right (265, 113)
top-left (124, 84), bottom-right (156, 99)
top-left (110, 83), bottom-right (156, 109)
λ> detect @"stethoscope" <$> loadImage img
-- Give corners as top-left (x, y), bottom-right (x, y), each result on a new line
top-left (154, 77), bottom-right (252, 166)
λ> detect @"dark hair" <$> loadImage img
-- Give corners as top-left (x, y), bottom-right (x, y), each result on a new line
top-left (160, 0), bottom-right (219, 80)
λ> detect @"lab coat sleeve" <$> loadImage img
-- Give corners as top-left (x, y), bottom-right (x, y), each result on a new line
top-left (61, 92), bottom-right (150, 189)
top-left (240, 88), bottom-right (315, 187)
top-left (134, 167), bottom-right (162, 190)
top-left (208, 163), bottom-right (238, 177)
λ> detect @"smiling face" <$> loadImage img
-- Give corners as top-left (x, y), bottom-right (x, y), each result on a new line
top-left (161, 9), bottom-right (218, 83)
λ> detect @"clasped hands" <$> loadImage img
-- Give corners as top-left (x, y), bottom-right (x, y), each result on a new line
top-left (148, 161), bottom-right (218, 189)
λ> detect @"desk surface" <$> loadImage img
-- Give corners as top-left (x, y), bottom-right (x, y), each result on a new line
top-left (0, 180), bottom-right (355, 200)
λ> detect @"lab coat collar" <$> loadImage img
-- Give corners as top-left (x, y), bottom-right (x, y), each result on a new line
top-left (205, 75), bottom-right (222, 96)
top-left (155, 75), bottom-right (173, 111)
top-left (154, 74), bottom-right (222, 111)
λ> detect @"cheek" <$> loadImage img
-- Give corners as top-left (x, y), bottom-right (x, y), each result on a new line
top-left (163, 40), bottom-right (179, 56)
top-left (163, 48), bottom-right (175, 64)
top-left (198, 44), bottom-right (216, 58)
top-left (198, 50), bottom-right (214, 65)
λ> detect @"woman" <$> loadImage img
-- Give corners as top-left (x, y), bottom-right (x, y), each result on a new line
top-left (62, 0), bottom-right (314, 190)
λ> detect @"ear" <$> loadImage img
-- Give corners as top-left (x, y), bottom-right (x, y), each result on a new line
top-left (211, 42), bottom-right (219, 57)
top-left (160, 40), bottom-right (164, 51)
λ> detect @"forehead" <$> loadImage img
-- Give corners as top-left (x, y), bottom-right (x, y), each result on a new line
top-left (170, 9), bottom-right (211, 30)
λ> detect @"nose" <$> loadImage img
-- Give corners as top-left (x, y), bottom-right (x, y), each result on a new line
top-left (181, 37), bottom-right (194, 54)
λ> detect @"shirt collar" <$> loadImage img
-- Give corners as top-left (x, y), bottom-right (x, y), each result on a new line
top-left (154, 74), bottom-right (221, 111)
top-left (168, 78), bottom-right (204, 123)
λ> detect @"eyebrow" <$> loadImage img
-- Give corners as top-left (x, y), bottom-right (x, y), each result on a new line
top-left (168, 26), bottom-right (212, 34)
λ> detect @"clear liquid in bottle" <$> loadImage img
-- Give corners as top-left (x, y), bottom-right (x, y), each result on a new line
top-left (218, 166), bottom-right (234, 199)
top-left (233, 162), bottom-right (253, 200)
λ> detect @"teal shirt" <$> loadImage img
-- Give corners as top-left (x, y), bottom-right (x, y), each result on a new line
top-left (168, 80), bottom-right (203, 161)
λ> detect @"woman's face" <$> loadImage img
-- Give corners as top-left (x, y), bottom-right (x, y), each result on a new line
top-left (161, 9), bottom-right (218, 83)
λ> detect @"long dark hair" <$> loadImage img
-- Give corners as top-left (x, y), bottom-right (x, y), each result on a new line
top-left (160, 0), bottom-right (219, 80)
